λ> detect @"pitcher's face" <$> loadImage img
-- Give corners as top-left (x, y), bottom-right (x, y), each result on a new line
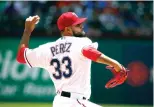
top-left (71, 23), bottom-right (86, 37)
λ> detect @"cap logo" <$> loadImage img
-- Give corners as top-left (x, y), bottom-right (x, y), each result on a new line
top-left (72, 12), bottom-right (78, 17)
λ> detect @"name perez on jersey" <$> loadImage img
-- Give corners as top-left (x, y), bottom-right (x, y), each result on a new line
top-left (50, 42), bottom-right (72, 56)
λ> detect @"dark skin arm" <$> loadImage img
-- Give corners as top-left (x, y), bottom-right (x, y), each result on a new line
top-left (96, 54), bottom-right (123, 72)
top-left (17, 15), bottom-right (40, 52)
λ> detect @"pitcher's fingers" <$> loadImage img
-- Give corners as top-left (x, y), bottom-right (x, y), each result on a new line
top-left (33, 15), bottom-right (40, 20)
top-left (32, 16), bottom-right (40, 23)
top-left (32, 17), bottom-right (39, 24)
top-left (35, 18), bottom-right (40, 24)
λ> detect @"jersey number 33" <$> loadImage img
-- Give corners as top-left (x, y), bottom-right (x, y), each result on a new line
top-left (50, 56), bottom-right (72, 80)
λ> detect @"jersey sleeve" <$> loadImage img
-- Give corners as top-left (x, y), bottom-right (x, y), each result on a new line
top-left (24, 44), bottom-right (51, 68)
top-left (78, 37), bottom-right (99, 59)
top-left (81, 37), bottom-right (98, 49)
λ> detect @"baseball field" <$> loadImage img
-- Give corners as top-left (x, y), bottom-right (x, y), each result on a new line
top-left (0, 102), bottom-right (152, 107)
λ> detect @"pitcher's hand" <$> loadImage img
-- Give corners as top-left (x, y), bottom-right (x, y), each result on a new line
top-left (24, 15), bottom-right (40, 33)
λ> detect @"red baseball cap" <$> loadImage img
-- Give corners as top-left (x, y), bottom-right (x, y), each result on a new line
top-left (57, 12), bottom-right (87, 31)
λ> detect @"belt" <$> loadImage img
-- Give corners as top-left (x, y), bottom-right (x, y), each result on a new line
top-left (59, 91), bottom-right (87, 100)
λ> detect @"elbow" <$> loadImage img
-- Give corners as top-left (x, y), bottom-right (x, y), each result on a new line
top-left (82, 47), bottom-right (102, 61)
top-left (16, 47), bottom-right (26, 64)
top-left (16, 54), bottom-right (25, 64)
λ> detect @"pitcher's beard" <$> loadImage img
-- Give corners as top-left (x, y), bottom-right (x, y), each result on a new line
top-left (73, 31), bottom-right (86, 37)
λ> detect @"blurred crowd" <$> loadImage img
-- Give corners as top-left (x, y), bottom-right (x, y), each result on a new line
top-left (0, 1), bottom-right (153, 38)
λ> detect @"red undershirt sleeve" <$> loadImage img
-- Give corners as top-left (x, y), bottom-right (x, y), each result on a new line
top-left (81, 46), bottom-right (102, 61)
top-left (16, 46), bottom-right (27, 64)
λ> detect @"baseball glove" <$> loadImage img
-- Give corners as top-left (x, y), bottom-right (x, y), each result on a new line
top-left (105, 66), bottom-right (128, 89)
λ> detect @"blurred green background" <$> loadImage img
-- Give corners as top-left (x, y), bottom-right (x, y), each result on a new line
top-left (0, 1), bottom-right (153, 107)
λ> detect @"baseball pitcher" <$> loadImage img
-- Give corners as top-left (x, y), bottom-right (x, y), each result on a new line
top-left (16, 12), bottom-right (128, 107)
